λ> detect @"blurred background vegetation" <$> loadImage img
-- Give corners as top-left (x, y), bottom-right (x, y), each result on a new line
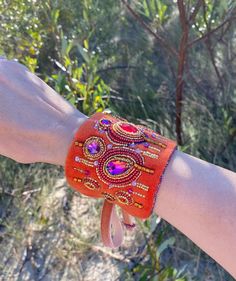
top-left (0, 0), bottom-right (236, 280)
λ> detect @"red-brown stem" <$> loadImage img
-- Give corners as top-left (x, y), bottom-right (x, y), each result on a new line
top-left (175, 0), bottom-right (189, 145)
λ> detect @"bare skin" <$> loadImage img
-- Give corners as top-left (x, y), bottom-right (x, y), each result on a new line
top-left (155, 151), bottom-right (236, 278)
top-left (0, 60), bottom-right (235, 278)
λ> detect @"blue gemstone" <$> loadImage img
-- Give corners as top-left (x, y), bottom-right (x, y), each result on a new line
top-left (101, 119), bottom-right (111, 125)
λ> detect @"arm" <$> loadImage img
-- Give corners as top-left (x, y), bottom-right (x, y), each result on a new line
top-left (0, 59), bottom-right (87, 165)
top-left (155, 150), bottom-right (236, 278)
top-left (0, 60), bottom-right (235, 278)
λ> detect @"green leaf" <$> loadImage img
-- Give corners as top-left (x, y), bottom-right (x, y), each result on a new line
top-left (84, 39), bottom-right (89, 50)
top-left (143, 0), bottom-right (150, 17)
top-left (77, 43), bottom-right (90, 63)
top-left (51, 9), bottom-right (60, 24)
top-left (156, 237), bottom-right (175, 259)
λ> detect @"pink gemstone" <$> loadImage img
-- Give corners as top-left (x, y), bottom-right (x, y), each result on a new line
top-left (128, 188), bottom-right (133, 194)
top-left (120, 123), bottom-right (138, 133)
top-left (106, 160), bottom-right (129, 175)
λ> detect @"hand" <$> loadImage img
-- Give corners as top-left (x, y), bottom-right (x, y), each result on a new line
top-left (0, 59), bottom-right (87, 165)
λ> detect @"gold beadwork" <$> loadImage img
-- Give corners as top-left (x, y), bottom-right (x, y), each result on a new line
top-left (83, 178), bottom-right (100, 190)
top-left (149, 146), bottom-right (161, 153)
top-left (75, 141), bottom-right (83, 147)
top-left (141, 151), bottom-right (159, 159)
top-left (143, 135), bottom-right (167, 148)
top-left (73, 177), bottom-right (82, 182)
top-left (134, 163), bottom-right (154, 174)
top-left (133, 191), bottom-right (145, 198)
top-left (115, 191), bottom-right (133, 205)
top-left (137, 183), bottom-right (149, 191)
top-left (73, 167), bottom-right (84, 173)
top-left (102, 192), bottom-right (116, 202)
top-left (134, 202), bottom-right (143, 209)
top-left (79, 158), bottom-right (94, 167)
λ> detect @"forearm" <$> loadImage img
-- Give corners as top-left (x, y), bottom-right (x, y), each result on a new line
top-left (0, 60), bottom-right (87, 165)
top-left (155, 150), bottom-right (236, 278)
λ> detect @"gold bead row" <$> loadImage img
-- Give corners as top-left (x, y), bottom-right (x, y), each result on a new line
top-left (134, 163), bottom-right (154, 174)
top-left (80, 158), bottom-right (94, 167)
top-left (136, 183), bottom-right (149, 191)
top-left (133, 191), bottom-right (145, 198)
top-left (73, 177), bottom-right (82, 182)
top-left (74, 141), bottom-right (83, 147)
top-left (134, 202), bottom-right (143, 209)
top-left (149, 146), bottom-right (161, 153)
top-left (141, 151), bottom-right (159, 159)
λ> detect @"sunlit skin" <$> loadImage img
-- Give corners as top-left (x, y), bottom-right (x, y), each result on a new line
top-left (0, 60), bottom-right (235, 278)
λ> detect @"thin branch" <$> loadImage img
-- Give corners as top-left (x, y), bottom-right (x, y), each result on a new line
top-left (97, 65), bottom-right (138, 73)
top-left (188, 16), bottom-right (235, 47)
top-left (188, 0), bottom-right (203, 23)
top-left (202, 0), bottom-right (224, 90)
top-left (175, 0), bottom-right (190, 145)
top-left (120, 0), bottom-right (178, 57)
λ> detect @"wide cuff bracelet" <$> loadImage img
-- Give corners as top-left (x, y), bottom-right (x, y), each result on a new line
top-left (65, 112), bottom-right (177, 247)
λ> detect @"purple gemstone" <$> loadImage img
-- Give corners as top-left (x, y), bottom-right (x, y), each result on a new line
top-left (101, 119), bottom-right (111, 125)
top-left (130, 142), bottom-right (136, 148)
top-left (143, 142), bottom-right (150, 148)
top-left (87, 141), bottom-right (100, 154)
top-left (75, 156), bottom-right (80, 162)
top-left (128, 188), bottom-right (133, 194)
top-left (132, 181), bottom-right (137, 186)
top-left (106, 160), bottom-right (129, 175)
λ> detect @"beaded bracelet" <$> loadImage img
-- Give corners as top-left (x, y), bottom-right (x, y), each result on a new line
top-left (65, 112), bottom-right (177, 248)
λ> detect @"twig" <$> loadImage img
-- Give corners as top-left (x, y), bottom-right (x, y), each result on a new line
top-left (188, 0), bottom-right (203, 23)
top-left (188, 15), bottom-right (235, 47)
top-left (97, 65), bottom-right (138, 73)
top-left (72, 239), bottom-right (131, 262)
top-left (195, 249), bottom-right (201, 276)
top-left (202, 0), bottom-right (224, 90)
top-left (120, 0), bottom-right (178, 57)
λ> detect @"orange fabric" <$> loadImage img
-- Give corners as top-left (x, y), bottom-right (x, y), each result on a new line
top-left (65, 112), bottom-right (177, 219)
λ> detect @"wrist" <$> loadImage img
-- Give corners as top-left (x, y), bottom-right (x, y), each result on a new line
top-left (154, 149), bottom-right (181, 217)
top-left (44, 111), bottom-right (87, 166)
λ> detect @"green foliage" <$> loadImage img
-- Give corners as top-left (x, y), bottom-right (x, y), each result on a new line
top-left (0, 0), bottom-right (110, 114)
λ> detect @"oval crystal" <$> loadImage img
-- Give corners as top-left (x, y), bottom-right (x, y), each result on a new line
top-left (106, 160), bottom-right (130, 175)
top-left (101, 119), bottom-right (111, 125)
top-left (120, 123), bottom-right (138, 133)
